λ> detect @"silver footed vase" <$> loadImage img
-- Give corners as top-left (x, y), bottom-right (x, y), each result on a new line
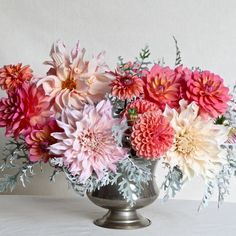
top-left (87, 161), bottom-right (159, 230)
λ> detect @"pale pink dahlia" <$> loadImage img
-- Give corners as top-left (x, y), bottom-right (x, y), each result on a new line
top-left (0, 63), bottom-right (33, 92)
top-left (131, 111), bottom-right (174, 159)
top-left (0, 83), bottom-right (52, 138)
top-left (111, 72), bottom-right (144, 100)
top-left (143, 64), bottom-right (183, 111)
top-left (185, 70), bottom-right (231, 118)
top-left (36, 40), bottom-right (111, 113)
top-left (50, 100), bottom-right (126, 182)
top-left (25, 119), bottom-right (61, 163)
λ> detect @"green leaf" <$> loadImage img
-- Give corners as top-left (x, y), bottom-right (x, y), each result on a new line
top-left (173, 36), bottom-right (182, 67)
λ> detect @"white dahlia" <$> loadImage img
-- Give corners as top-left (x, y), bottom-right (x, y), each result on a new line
top-left (163, 100), bottom-right (228, 181)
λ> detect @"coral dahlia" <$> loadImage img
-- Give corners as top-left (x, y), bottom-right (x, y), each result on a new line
top-left (0, 83), bottom-right (52, 138)
top-left (124, 99), bottom-right (159, 122)
top-left (185, 70), bottom-right (231, 118)
top-left (50, 100), bottom-right (127, 182)
top-left (131, 111), bottom-right (174, 159)
top-left (25, 119), bottom-right (61, 163)
top-left (0, 63), bottom-right (33, 91)
top-left (163, 100), bottom-right (228, 181)
top-left (111, 72), bottom-right (144, 100)
top-left (143, 64), bottom-right (183, 111)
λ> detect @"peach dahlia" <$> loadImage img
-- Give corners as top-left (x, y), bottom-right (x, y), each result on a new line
top-left (0, 63), bottom-right (32, 91)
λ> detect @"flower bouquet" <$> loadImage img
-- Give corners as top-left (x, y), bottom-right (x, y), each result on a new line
top-left (0, 39), bottom-right (236, 229)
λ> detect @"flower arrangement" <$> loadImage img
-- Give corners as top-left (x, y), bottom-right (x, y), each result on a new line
top-left (0, 39), bottom-right (235, 209)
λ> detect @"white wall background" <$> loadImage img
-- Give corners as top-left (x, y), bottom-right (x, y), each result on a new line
top-left (0, 0), bottom-right (235, 202)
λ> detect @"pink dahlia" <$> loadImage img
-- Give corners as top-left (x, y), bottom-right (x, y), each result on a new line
top-left (111, 72), bottom-right (144, 100)
top-left (0, 83), bottom-right (52, 138)
top-left (36, 40), bottom-right (111, 113)
top-left (174, 64), bottom-right (191, 99)
top-left (50, 100), bottom-right (127, 182)
top-left (185, 70), bottom-right (231, 118)
top-left (0, 63), bottom-right (33, 91)
top-left (25, 119), bottom-right (61, 163)
top-left (124, 99), bottom-right (160, 122)
top-left (131, 111), bottom-right (174, 159)
top-left (143, 64), bottom-right (183, 111)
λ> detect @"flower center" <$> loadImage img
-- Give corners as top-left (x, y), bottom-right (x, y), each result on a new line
top-left (39, 141), bottom-right (49, 152)
top-left (79, 130), bottom-right (99, 150)
top-left (61, 78), bottom-right (76, 91)
top-left (152, 79), bottom-right (165, 93)
top-left (175, 133), bottom-right (195, 155)
top-left (121, 77), bottom-right (133, 86)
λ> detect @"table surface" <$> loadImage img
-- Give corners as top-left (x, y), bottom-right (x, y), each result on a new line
top-left (0, 195), bottom-right (235, 236)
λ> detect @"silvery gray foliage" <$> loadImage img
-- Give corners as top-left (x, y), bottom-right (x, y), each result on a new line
top-left (227, 144), bottom-right (236, 173)
top-left (173, 36), bottom-right (182, 67)
top-left (49, 158), bottom-right (64, 182)
top-left (0, 137), bottom-right (26, 171)
top-left (199, 144), bottom-right (236, 210)
top-left (198, 87), bottom-right (236, 210)
top-left (0, 174), bottom-right (18, 192)
top-left (107, 94), bottom-right (126, 118)
top-left (64, 167), bottom-right (121, 196)
top-left (117, 157), bottom-right (152, 207)
top-left (63, 156), bottom-right (152, 207)
top-left (217, 164), bottom-right (232, 207)
top-left (0, 138), bottom-right (38, 192)
top-left (217, 144), bottom-right (236, 204)
top-left (161, 165), bottom-right (184, 201)
top-left (156, 57), bottom-right (165, 67)
top-left (198, 164), bottom-right (232, 211)
top-left (225, 85), bottom-right (236, 127)
top-left (112, 119), bottom-right (129, 147)
top-left (198, 181), bottom-right (215, 211)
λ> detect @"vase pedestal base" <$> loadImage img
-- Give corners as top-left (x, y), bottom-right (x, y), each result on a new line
top-left (94, 209), bottom-right (151, 230)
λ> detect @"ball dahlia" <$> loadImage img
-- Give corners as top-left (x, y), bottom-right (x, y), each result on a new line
top-left (50, 100), bottom-right (127, 182)
top-left (131, 111), bottom-right (174, 159)
top-left (185, 70), bottom-right (231, 118)
top-left (0, 83), bottom-right (52, 138)
top-left (143, 64), bottom-right (183, 111)
top-left (124, 99), bottom-right (159, 122)
top-left (0, 63), bottom-right (33, 91)
top-left (163, 100), bottom-right (228, 181)
top-left (36, 40), bottom-right (111, 113)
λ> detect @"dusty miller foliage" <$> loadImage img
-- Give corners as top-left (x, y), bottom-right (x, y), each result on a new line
top-left (0, 137), bottom-right (38, 192)
top-left (62, 156), bottom-right (152, 207)
top-left (116, 156), bottom-right (152, 206)
top-left (225, 85), bottom-right (236, 127)
top-left (199, 86), bottom-right (236, 210)
top-left (161, 164), bottom-right (184, 201)
top-left (198, 144), bottom-right (236, 210)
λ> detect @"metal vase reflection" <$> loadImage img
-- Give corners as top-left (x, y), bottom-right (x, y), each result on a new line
top-left (87, 161), bottom-right (158, 230)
